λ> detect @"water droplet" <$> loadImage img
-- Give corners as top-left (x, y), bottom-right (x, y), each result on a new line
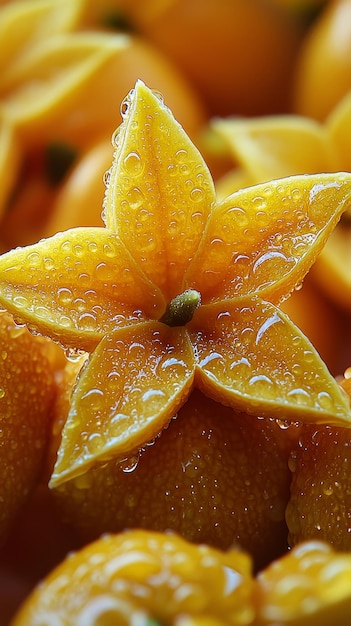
top-left (292, 363), bottom-right (302, 376)
top-left (60, 240), bottom-right (72, 254)
top-left (190, 187), bottom-right (203, 203)
top-left (13, 295), bottom-right (28, 308)
top-left (57, 287), bottom-right (73, 305)
top-left (287, 388), bottom-right (312, 406)
top-left (1, 351), bottom-right (7, 360)
top-left (81, 388), bottom-right (104, 409)
top-left (151, 89), bottom-right (164, 103)
top-left (126, 186), bottom-right (144, 210)
top-left (43, 256), bottom-right (55, 270)
top-left (225, 206), bottom-right (248, 228)
top-left (317, 391), bottom-right (334, 411)
top-left (27, 251), bottom-right (41, 267)
top-left (87, 432), bottom-right (104, 454)
top-left (58, 315), bottom-right (73, 328)
top-left (168, 164), bottom-right (177, 177)
top-left (141, 388), bottom-right (166, 409)
top-left (111, 127), bottom-right (121, 147)
top-left (103, 242), bottom-right (117, 258)
top-left (64, 347), bottom-right (86, 362)
top-left (323, 486), bottom-right (333, 496)
top-left (95, 261), bottom-right (113, 281)
top-left (123, 151), bottom-right (143, 175)
top-left (0, 388), bottom-right (5, 399)
top-left (120, 91), bottom-right (133, 118)
top-left (248, 374), bottom-right (273, 388)
top-left (252, 196), bottom-right (267, 211)
top-left (120, 454), bottom-right (140, 473)
top-left (78, 312), bottom-right (97, 331)
top-left (103, 168), bottom-right (111, 187)
top-left (158, 357), bottom-right (189, 377)
top-left (253, 250), bottom-right (291, 275)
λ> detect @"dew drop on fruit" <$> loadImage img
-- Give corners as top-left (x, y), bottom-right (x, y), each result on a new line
top-left (123, 151), bottom-right (143, 176)
top-left (190, 187), bottom-right (203, 203)
top-left (287, 387), bottom-right (312, 406)
top-left (13, 295), bottom-right (28, 309)
top-left (120, 454), bottom-right (140, 473)
top-left (57, 287), bottom-right (73, 305)
top-left (87, 432), bottom-right (105, 454)
top-left (120, 92), bottom-right (133, 118)
top-left (103, 168), bottom-right (111, 187)
top-left (317, 391), bottom-right (334, 411)
top-left (80, 387), bottom-right (104, 410)
top-left (78, 312), bottom-right (97, 331)
top-left (0, 388), bottom-right (5, 399)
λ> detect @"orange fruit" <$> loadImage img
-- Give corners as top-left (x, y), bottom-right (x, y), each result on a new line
top-left (286, 419), bottom-right (351, 550)
top-left (121, 0), bottom-right (301, 117)
top-left (293, 0), bottom-right (351, 121)
top-left (255, 540), bottom-right (351, 624)
top-left (2, 29), bottom-right (206, 151)
top-left (0, 310), bottom-right (56, 543)
top-left (50, 362), bottom-right (298, 571)
top-left (43, 139), bottom-right (112, 237)
top-left (11, 528), bottom-right (255, 625)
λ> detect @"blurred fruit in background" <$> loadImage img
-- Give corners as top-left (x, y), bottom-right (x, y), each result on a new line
top-left (82, 0), bottom-right (302, 117)
top-left (10, 529), bottom-right (255, 626)
top-left (293, 0), bottom-right (351, 120)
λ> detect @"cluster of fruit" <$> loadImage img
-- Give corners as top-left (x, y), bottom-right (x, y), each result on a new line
top-left (1, 1), bottom-right (351, 624)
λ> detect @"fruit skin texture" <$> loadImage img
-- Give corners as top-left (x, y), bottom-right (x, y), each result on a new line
top-left (293, 0), bottom-right (351, 120)
top-left (10, 529), bottom-right (255, 626)
top-left (286, 420), bottom-right (351, 550)
top-left (50, 375), bottom-right (298, 572)
top-left (0, 311), bottom-right (56, 542)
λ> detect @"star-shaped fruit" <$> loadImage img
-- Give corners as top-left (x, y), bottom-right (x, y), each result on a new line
top-left (0, 81), bottom-right (351, 488)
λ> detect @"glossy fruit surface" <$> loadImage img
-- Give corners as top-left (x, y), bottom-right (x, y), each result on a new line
top-left (0, 311), bottom-right (56, 542)
top-left (51, 379), bottom-right (298, 571)
top-left (11, 529), bottom-right (255, 626)
top-left (286, 419), bottom-right (351, 550)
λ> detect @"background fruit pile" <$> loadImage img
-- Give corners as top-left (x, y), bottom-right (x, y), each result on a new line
top-left (2, 0), bottom-right (351, 624)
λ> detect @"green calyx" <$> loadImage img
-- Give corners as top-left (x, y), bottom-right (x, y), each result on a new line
top-left (159, 289), bottom-right (201, 327)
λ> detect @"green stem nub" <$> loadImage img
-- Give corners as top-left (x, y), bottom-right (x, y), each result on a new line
top-left (159, 289), bottom-right (201, 327)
